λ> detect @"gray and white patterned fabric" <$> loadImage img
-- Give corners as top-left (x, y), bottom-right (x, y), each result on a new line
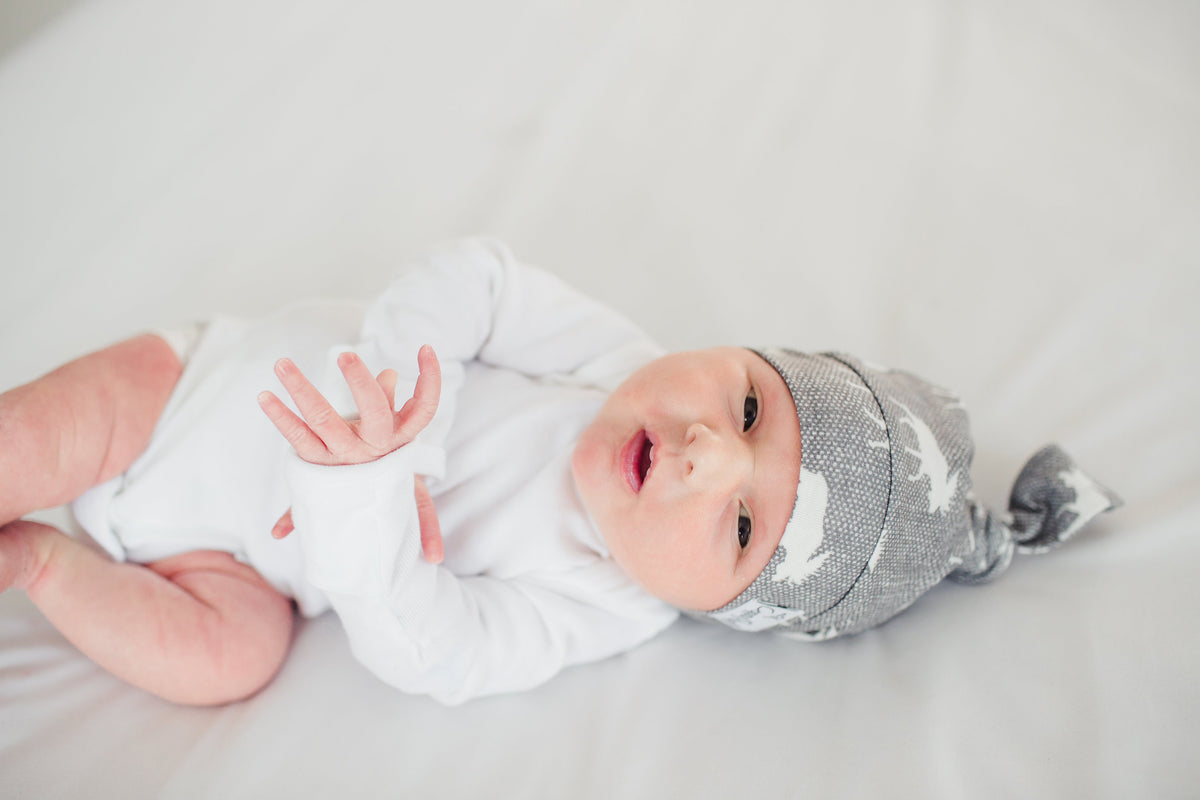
top-left (699, 349), bottom-right (1122, 640)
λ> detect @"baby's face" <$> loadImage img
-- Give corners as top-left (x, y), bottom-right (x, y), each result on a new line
top-left (572, 348), bottom-right (802, 611)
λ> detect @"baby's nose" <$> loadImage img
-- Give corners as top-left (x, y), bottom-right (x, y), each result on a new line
top-left (684, 423), bottom-right (748, 490)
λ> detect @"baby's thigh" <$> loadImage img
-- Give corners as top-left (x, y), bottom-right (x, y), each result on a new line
top-left (87, 333), bottom-right (185, 481)
top-left (0, 333), bottom-right (183, 521)
top-left (29, 333), bottom-right (182, 482)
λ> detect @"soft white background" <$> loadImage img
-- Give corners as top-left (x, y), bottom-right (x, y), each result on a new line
top-left (1, 1), bottom-right (1197, 797)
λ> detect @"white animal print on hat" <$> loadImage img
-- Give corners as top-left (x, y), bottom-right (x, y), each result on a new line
top-left (697, 350), bottom-right (1123, 639)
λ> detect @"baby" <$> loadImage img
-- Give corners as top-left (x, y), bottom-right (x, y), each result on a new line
top-left (0, 239), bottom-right (1120, 706)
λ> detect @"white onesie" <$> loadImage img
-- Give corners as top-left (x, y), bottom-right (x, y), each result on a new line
top-left (71, 238), bottom-right (679, 704)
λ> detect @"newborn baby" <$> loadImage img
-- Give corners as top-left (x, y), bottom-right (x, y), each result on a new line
top-left (0, 238), bottom-right (1120, 705)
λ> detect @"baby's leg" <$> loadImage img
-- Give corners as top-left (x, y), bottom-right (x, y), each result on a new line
top-left (1, 520), bottom-right (294, 705)
top-left (0, 333), bottom-right (182, 525)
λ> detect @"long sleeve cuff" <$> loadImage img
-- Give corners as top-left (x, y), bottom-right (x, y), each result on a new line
top-left (284, 442), bottom-right (443, 597)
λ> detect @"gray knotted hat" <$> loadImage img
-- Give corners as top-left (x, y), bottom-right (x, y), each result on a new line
top-left (701, 349), bottom-right (1122, 640)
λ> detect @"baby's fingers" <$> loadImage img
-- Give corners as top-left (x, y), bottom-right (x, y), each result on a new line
top-left (257, 390), bottom-right (331, 462)
top-left (393, 345), bottom-right (441, 446)
top-left (273, 358), bottom-right (360, 455)
top-left (377, 368), bottom-right (399, 411)
top-left (415, 476), bottom-right (443, 564)
top-left (337, 353), bottom-right (393, 446)
top-left (271, 508), bottom-right (295, 540)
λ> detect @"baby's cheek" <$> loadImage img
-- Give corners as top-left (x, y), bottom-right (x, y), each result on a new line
top-left (570, 439), bottom-right (606, 508)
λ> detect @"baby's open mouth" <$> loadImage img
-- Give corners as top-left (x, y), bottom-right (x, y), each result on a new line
top-left (637, 435), bottom-right (653, 487)
top-left (622, 430), bottom-right (655, 492)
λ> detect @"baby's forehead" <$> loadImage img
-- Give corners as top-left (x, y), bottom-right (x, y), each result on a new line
top-left (690, 345), bottom-right (783, 371)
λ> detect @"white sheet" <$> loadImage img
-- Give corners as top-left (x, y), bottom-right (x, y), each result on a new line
top-left (1, 1), bottom-right (1197, 796)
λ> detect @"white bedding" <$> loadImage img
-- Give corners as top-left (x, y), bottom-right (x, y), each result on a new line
top-left (1, 1), bottom-right (1196, 797)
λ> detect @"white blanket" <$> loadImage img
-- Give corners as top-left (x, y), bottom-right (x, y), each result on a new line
top-left (1, 1), bottom-right (1196, 796)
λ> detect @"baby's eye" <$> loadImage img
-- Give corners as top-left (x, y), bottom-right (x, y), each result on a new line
top-left (737, 505), bottom-right (752, 550)
top-left (742, 389), bottom-right (758, 432)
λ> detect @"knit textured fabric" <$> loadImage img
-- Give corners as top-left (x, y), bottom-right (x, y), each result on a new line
top-left (700, 349), bottom-right (1122, 640)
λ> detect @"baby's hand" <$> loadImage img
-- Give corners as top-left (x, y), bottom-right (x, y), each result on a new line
top-left (257, 345), bottom-right (441, 467)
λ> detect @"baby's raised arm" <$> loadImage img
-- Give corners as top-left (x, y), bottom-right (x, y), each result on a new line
top-left (357, 237), bottom-right (664, 393)
top-left (258, 344), bottom-right (445, 562)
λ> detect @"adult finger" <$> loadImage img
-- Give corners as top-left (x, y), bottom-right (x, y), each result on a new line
top-left (414, 476), bottom-right (443, 564)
